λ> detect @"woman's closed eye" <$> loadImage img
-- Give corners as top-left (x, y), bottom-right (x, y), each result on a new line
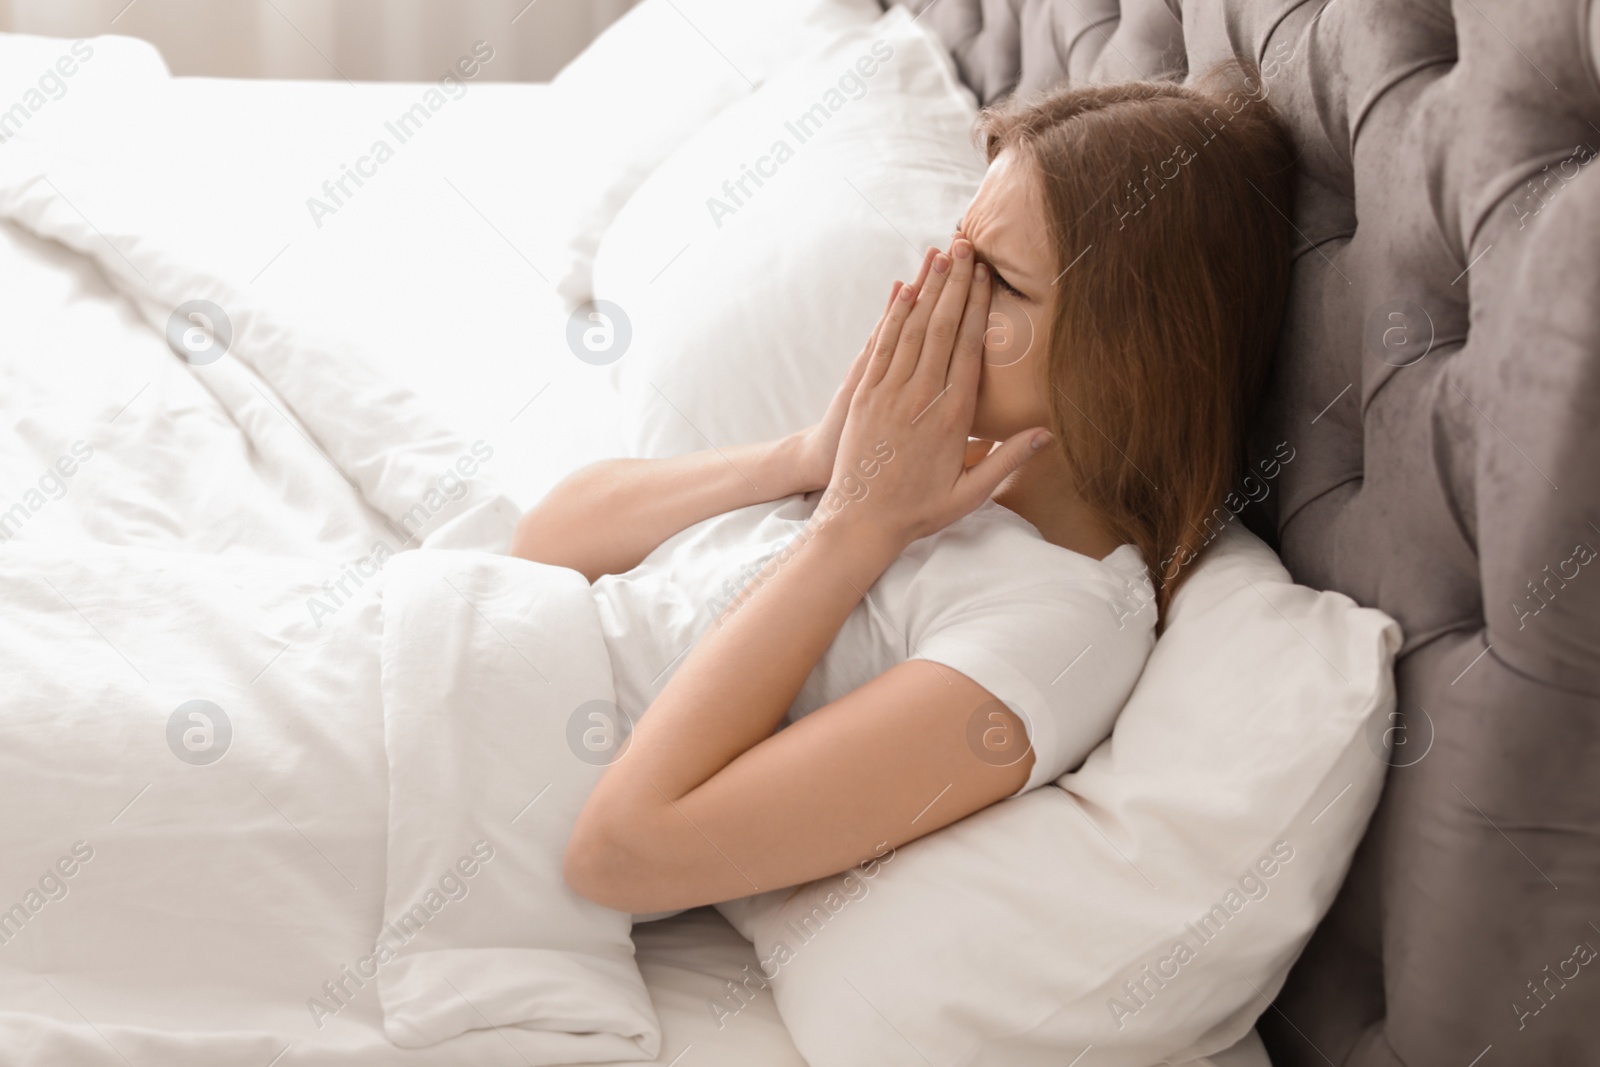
top-left (988, 267), bottom-right (1024, 299)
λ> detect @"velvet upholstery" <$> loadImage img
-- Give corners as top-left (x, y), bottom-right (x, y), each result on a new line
top-left (886, 1), bottom-right (1600, 1063)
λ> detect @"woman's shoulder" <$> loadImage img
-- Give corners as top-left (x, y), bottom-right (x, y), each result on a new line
top-left (900, 499), bottom-right (1158, 636)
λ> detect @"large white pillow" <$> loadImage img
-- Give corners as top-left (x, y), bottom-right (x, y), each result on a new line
top-left (0, 32), bottom-right (169, 144)
top-left (536, 0), bottom-right (880, 308)
top-left (715, 523), bottom-right (1401, 1066)
top-left (591, 4), bottom-right (985, 454)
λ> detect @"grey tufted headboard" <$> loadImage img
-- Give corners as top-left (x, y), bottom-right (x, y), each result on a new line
top-left (889, 0), bottom-right (1600, 1063)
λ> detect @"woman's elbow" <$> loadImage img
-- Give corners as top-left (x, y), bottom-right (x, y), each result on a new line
top-left (510, 466), bottom-right (591, 561)
top-left (509, 507), bottom-right (542, 560)
top-left (563, 817), bottom-right (656, 913)
top-left (511, 506), bottom-right (602, 583)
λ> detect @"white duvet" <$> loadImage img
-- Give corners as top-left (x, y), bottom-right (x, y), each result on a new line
top-left (0, 545), bottom-right (656, 1067)
top-left (375, 550), bottom-right (655, 1058)
top-left (0, 34), bottom-right (668, 1067)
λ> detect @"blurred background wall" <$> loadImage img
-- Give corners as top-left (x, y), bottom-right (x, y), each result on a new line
top-left (0, 0), bottom-right (642, 81)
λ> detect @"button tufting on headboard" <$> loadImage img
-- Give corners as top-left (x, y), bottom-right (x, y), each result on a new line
top-left (890, 0), bottom-right (1186, 104)
top-left (885, 0), bottom-right (1600, 1062)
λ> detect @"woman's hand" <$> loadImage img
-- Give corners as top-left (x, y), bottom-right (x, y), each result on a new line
top-left (784, 255), bottom-right (938, 491)
top-left (816, 238), bottom-right (1052, 549)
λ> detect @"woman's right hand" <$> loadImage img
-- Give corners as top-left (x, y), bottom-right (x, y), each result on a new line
top-left (784, 251), bottom-right (938, 491)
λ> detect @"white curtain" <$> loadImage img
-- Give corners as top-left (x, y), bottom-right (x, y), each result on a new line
top-left (0, 0), bottom-right (640, 81)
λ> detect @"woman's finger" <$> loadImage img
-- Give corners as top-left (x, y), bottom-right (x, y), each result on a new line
top-left (884, 248), bottom-right (954, 386)
top-left (845, 279), bottom-right (903, 396)
top-left (868, 279), bottom-right (902, 349)
top-left (959, 426), bottom-right (1052, 513)
top-left (912, 236), bottom-right (976, 394)
top-left (862, 279), bottom-right (920, 388)
top-left (907, 245), bottom-right (936, 295)
top-left (864, 248), bottom-right (936, 387)
top-left (860, 279), bottom-right (900, 361)
top-left (947, 260), bottom-right (992, 423)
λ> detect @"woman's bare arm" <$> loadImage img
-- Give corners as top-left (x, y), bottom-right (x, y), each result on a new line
top-left (563, 241), bottom-right (1052, 914)
top-left (511, 271), bottom-right (926, 583)
top-left (509, 439), bottom-right (815, 583)
top-left (563, 506), bottom-right (1037, 914)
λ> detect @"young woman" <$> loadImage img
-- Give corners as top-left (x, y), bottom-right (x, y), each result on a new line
top-left (512, 70), bottom-right (1296, 916)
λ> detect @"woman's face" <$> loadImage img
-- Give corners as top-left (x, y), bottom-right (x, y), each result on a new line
top-left (956, 149), bottom-right (1058, 443)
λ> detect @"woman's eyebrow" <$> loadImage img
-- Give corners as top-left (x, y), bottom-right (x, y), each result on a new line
top-left (955, 219), bottom-right (993, 263)
top-left (954, 216), bottom-right (1033, 295)
top-left (961, 233), bottom-right (1029, 293)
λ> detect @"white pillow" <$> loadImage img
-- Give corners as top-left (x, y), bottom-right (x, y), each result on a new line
top-left (539, 0), bottom-right (880, 308)
top-left (716, 523), bottom-right (1401, 1066)
top-left (0, 32), bottom-right (169, 149)
top-left (591, 4), bottom-right (985, 453)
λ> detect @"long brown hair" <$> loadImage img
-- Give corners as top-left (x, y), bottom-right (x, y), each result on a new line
top-left (977, 62), bottom-right (1297, 629)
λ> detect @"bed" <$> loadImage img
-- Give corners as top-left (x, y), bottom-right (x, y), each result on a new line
top-left (0, 59), bottom-right (1280, 1067)
top-left (1, 0), bottom-right (1591, 1064)
top-left (0, 52), bottom-right (1290, 1066)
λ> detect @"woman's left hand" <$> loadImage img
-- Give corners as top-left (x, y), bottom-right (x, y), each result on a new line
top-left (785, 253), bottom-right (937, 492)
top-left (818, 238), bottom-right (1053, 549)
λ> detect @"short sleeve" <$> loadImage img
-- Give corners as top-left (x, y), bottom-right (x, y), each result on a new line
top-left (909, 560), bottom-right (1156, 797)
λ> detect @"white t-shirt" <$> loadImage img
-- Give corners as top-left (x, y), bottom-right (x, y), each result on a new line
top-left (588, 490), bottom-right (1157, 797)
